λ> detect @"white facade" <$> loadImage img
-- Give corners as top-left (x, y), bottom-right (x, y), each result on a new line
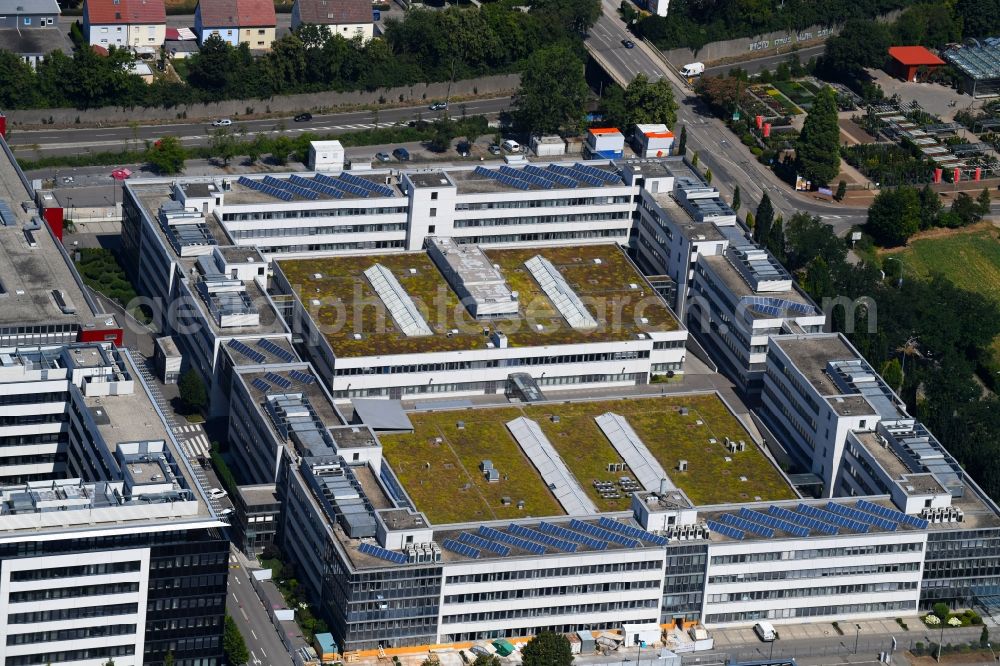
top-left (85, 22), bottom-right (166, 48)
top-left (309, 140), bottom-right (345, 172)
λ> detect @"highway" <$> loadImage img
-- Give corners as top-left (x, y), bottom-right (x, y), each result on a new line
top-left (7, 97), bottom-right (513, 156)
top-left (227, 548), bottom-right (294, 666)
top-left (585, 0), bottom-right (868, 233)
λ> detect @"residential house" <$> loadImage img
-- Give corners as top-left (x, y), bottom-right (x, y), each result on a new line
top-left (0, 0), bottom-right (60, 28)
top-left (291, 0), bottom-right (372, 42)
top-left (195, 0), bottom-right (277, 50)
top-left (83, 0), bottom-right (167, 50)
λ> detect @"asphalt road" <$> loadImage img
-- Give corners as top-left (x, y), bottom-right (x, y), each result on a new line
top-left (586, 1), bottom-right (869, 234)
top-left (703, 44), bottom-right (827, 77)
top-left (8, 97), bottom-right (512, 156)
top-left (227, 549), bottom-right (294, 666)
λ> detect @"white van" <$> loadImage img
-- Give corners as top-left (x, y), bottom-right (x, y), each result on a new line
top-left (679, 62), bottom-right (705, 78)
top-left (753, 621), bottom-right (777, 642)
top-left (502, 139), bottom-right (521, 153)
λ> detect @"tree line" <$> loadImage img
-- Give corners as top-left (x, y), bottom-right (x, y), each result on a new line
top-left (0, 0), bottom-right (598, 111)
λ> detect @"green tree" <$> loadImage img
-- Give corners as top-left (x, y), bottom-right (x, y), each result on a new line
top-left (472, 656), bottom-right (502, 666)
top-left (784, 212), bottom-right (847, 272)
top-left (795, 86), bottom-right (840, 186)
top-left (513, 44), bottom-right (588, 135)
top-left (598, 84), bottom-right (627, 130)
top-left (977, 186), bottom-right (992, 217)
top-left (981, 626), bottom-right (990, 647)
top-left (951, 192), bottom-right (982, 227)
top-left (867, 186), bottom-right (921, 246)
top-left (224, 615), bottom-right (250, 666)
top-left (744, 210), bottom-right (755, 232)
top-left (531, 0), bottom-right (601, 35)
top-left (677, 125), bottom-right (687, 156)
top-left (428, 119), bottom-right (456, 152)
top-left (933, 602), bottom-right (951, 621)
top-left (835, 180), bottom-right (847, 201)
top-left (270, 135), bottom-right (294, 165)
top-left (691, 151), bottom-right (699, 167)
top-left (767, 217), bottom-right (786, 263)
top-left (146, 136), bottom-right (186, 175)
top-left (209, 128), bottom-right (239, 166)
top-left (164, 651), bottom-right (175, 666)
top-left (753, 193), bottom-right (774, 243)
top-left (918, 183), bottom-right (941, 229)
top-left (178, 368), bottom-right (208, 414)
top-left (819, 19), bottom-right (891, 81)
top-left (521, 632), bottom-right (573, 666)
top-left (622, 73), bottom-right (678, 128)
top-left (732, 185), bottom-right (741, 212)
top-left (881, 358), bottom-right (904, 391)
top-left (704, 168), bottom-right (713, 184)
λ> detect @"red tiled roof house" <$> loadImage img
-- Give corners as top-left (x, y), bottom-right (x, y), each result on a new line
top-left (83, 0), bottom-right (167, 49)
top-left (195, 0), bottom-right (277, 51)
top-left (291, 0), bottom-right (373, 42)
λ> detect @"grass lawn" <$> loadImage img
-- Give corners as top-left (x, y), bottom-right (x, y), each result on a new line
top-left (380, 394), bottom-right (795, 524)
top-left (888, 224), bottom-right (1000, 371)
top-left (773, 80), bottom-right (815, 106)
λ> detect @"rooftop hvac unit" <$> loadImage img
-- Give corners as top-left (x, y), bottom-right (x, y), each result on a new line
top-left (678, 459), bottom-right (688, 472)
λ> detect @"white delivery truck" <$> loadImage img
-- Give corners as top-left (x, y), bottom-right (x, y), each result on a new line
top-left (753, 621), bottom-right (777, 642)
top-left (679, 62), bottom-right (705, 78)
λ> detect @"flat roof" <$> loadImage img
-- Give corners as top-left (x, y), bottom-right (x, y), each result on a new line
top-left (772, 335), bottom-right (863, 397)
top-left (651, 192), bottom-right (726, 241)
top-left (888, 46), bottom-right (946, 67)
top-left (379, 393), bottom-right (795, 525)
top-left (238, 367), bottom-right (344, 429)
top-left (0, 27), bottom-right (70, 55)
top-left (277, 243), bottom-right (679, 358)
top-left (701, 254), bottom-right (814, 312)
top-left (351, 399), bottom-right (412, 431)
top-left (223, 172), bottom-right (402, 205)
top-left (448, 162), bottom-right (625, 195)
top-left (236, 484), bottom-right (279, 506)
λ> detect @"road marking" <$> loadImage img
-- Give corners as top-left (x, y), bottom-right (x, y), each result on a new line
top-left (261, 648), bottom-right (268, 657)
top-left (251, 629), bottom-right (258, 640)
top-left (242, 607), bottom-right (249, 621)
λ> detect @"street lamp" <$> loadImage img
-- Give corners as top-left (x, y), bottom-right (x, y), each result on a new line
top-left (854, 624), bottom-right (861, 655)
top-left (884, 256), bottom-right (904, 288)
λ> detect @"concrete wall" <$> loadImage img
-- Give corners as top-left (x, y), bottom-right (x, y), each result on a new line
top-left (657, 12), bottom-right (902, 68)
top-left (3, 74), bottom-right (520, 128)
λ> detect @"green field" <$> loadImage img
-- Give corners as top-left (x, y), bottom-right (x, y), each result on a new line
top-left (891, 225), bottom-right (1000, 370)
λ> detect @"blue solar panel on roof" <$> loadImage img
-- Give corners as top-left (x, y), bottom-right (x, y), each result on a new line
top-left (478, 526), bottom-right (545, 555)
top-left (442, 538), bottom-right (480, 559)
top-left (358, 542), bottom-right (408, 564)
top-left (257, 338), bottom-right (296, 362)
top-left (568, 519), bottom-right (641, 548)
top-left (597, 517), bottom-right (668, 545)
top-left (550, 164), bottom-right (604, 186)
top-left (265, 372), bottom-right (293, 389)
top-left (796, 503), bottom-right (870, 533)
top-left (340, 172), bottom-right (395, 197)
top-left (251, 378), bottom-right (271, 392)
top-left (228, 339), bottom-right (266, 363)
top-left (825, 502), bottom-right (898, 531)
top-left (572, 163), bottom-right (620, 183)
top-left (769, 505), bottom-right (839, 535)
top-left (315, 173), bottom-right (370, 198)
top-left (289, 370), bottom-right (315, 385)
top-left (458, 532), bottom-right (511, 556)
top-left (738, 507), bottom-right (810, 537)
top-left (537, 521), bottom-right (608, 550)
top-left (856, 499), bottom-right (929, 529)
top-left (524, 164), bottom-right (579, 188)
top-left (508, 524), bottom-right (578, 552)
top-left (706, 519), bottom-right (745, 540)
top-left (718, 513), bottom-right (775, 538)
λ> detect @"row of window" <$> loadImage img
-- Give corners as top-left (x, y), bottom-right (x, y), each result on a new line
top-left (710, 541), bottom-right (924, 565)
top-left (334, 351), bottom-right (651, 376)
top-left (7, 623), bottom-right (136, 646)
top-left (10, 559), bottom-right (141, 582)
top-left (7, 644), bottom-right (134, 666)
top-left (9, 581), bottom-right (140, 603)
top-left (333, 372), bottom-right (644, 398)
top-left (707, 561), bottom-right (921, 584)
top-left (9, 602), bottom-right (138, 625)
top-left (221, 206), bottom-right (407, 222)
top-left (444, 579), bottom-right (659, 604)
top-left (445, 559), bottom-right (662, 584)
top-left (456, 196), bottom-right (632, 212)
top-left (705, 600), bottom-right (917, 623)
top-left (454, 212), bottom-right (631, 228)
top-left (230, 222), bottom-right (407, 239)
top-left (454, 229), bottom-right (626, 246)
top-left (443, 598), bottom-right (659, 624)
top-left (707, 581), bottom-right (918, 604)
top-left (260, 239), bottom-right (405, 255)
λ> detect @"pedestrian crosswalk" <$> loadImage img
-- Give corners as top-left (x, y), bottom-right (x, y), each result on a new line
top-left (172, 425), bottom-right (211, 458)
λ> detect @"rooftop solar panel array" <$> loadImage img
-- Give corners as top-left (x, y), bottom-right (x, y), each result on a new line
top-left (478, 525), bottom-right (545, 555)
top-left (572, 162), bottom-right (621, 183)
top-left (706, 519), bottom-right (745, 540)
top-left (508, 523), bottom-right (578, 553)
top-left (289, 370), bottom-right (316, 385)
top-left (737, 507), bottom-right (810, 537)
top-left (597, 517), bottom-right (668, 545)
top-left (442, 538), bottom-right (480, 559)
top-left (238, 176), bottom-right (293, 201)
top-left (499, 165), bottom-right (554, 189)
top-left (549, 164), bottom-right (605, 186)
top-left (263, 175), bottom-right (319, 200)
top-left (458, 531), bottom-right (511, 556)
top-left (768, 505), bottom-right (839, 535)
top-left (358, 542), bottom-right (408, 564)
top-left (796, 503), bottom-right (870, 533)
top-left (856, 499), bottom-right (929, 529)
top-left (315, 173), bottom-right (371, 198)
top-left (473, 165), bottom-right (532, 191)
top-left (568, 519), bottom-right (642, 548)
top-left (825, 501), bottom-right (898, 531)
top-left (289, 174), bottom-right (345, 199)
top-left (340, 171), bottom-right (395, 197)
top-left (537, 521), bottom-right (609, 550)
top-left (257, 338), bottom-right (296, 362)
top-left (265, 372), bottom-right (293, 389)
top-left (228, 338), bottom-right (266, 363)
top-left (717, 513), bottom-right (775, 538)
top-left (523, 164), bottom-right (578, 188)
top-left (251, 378), bottom-right (271, 392)
top-left (0, 201), bottom-right (15, 227)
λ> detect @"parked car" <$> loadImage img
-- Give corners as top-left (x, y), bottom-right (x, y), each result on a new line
top-left (502, 139), bottom-right (520, 152)
top-left (753, 621), bottom-right (777, 642)
top-left (429, 101), bottom-right (448, 111)
top-left (679, 61), bottom-right (705, 78)
top-left (61, 176), bottom-right (74, 184)
top-left (621, 38), bottom-right (636, 48)
top-left (219, 507), bottom-right (234, 517)
top-left (211, 118), bottom-right (232, 127)
top-left (207, 487), bottom-right (228, 500)
top-left (469, 646), bottom-right (491, 657)
top-left (456, 141), bottom-right (471, 157)
top-left (375, 152), bottom-right (391, 162)
top-left (294, 112), bottom-right (313, 122)
top-left (488, 143), bottom-right (501, 155)
top-left (392, 147), bottom-right (410, 161)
